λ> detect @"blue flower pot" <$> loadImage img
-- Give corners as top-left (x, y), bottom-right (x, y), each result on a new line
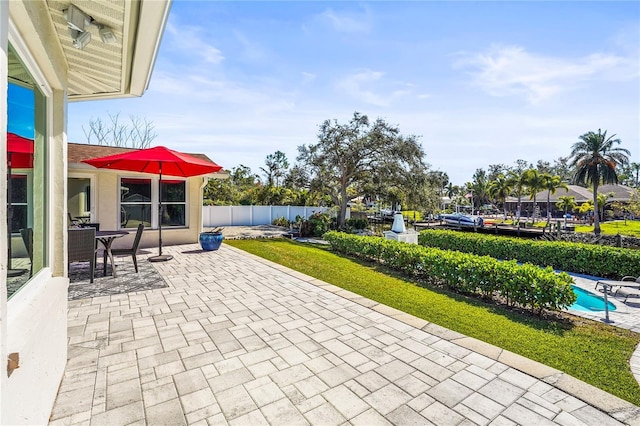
top-left (199, 232), bottom-right (223, 251)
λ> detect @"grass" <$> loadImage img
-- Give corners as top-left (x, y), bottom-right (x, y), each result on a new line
top-left (400, 210), bottom-right (423, 221)
top-left (226, 238), bottom-right (640, 405)
top-left (575, 220), bottom-right (640, 237)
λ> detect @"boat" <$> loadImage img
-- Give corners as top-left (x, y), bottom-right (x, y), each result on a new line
top-left (439, 213), bottom-right (484, 227)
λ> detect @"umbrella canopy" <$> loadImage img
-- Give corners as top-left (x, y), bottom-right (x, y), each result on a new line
top-left (6, 133), bottom-right (34, 276)
top-left (82, 146), bottom-right (223, 262)
top-left (7, 132), bottom-right (34, 168)
top-left (82, 145), bottom-right (222, 177)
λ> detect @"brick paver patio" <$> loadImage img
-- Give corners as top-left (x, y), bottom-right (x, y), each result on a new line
top-left (50, 243), bottom-right (639, 425)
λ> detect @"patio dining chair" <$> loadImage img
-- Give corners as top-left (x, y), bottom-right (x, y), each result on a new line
top-left (105, 223), bottom-right (144, 273)
top-left (68, 212), bottom-right (80, 227)
top-left (68, 227), bottom-right (97, 283)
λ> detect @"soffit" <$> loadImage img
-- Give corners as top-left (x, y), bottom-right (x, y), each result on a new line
top-left (8, 46), bottom-right (34, 87)
top-left (29, 0), bottom-right (171, 101)
top-left (47, 1), bottom-right (129, 99)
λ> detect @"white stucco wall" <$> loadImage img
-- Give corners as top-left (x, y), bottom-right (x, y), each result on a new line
top-left (1, 3), bottom-right (69, 424)
top-left (5, 277), bottom-right (68, 424)
top-left (70, 166), bottom-right (205, 251)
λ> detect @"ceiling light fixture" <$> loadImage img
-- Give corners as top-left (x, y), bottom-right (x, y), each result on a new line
top-left (98, 25), bottom-right (117, 44)
top-left (63, 4), bottom-right (117, 49)
top-left (71, 29), bottom-right (91, 50)
top-left (64, 4), bottom-right (91, 32)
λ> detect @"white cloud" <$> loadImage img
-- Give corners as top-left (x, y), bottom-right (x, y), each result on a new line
top-left (337, 70), bottom-right (418, 107)
top-left (164, 21), bottom-right (224, 64)
top-left (455, 45), bottom-right (639, 104)
top-left (338, 70), bottom-right (388, 106)
top-left (233, 30), bottom-right (269, 63)
top-left (301, 72), bottom-right (316, 84)
top-left (151, 71), bottom-right (290, 109)
top-left (318, 7), bottom-right (372, 34)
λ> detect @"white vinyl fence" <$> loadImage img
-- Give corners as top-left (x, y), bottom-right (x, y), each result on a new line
top-left (203, 205), bottom-right (330, 227)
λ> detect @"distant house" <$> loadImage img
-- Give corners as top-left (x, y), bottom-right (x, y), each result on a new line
top-left (68, 143), bottom-right (227, 251)
top-left (504, 184), bottom-right (636, 217)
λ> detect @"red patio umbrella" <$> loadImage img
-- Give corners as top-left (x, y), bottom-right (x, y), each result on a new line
top-left (8, 132), bottom-right (34, 168)
top-left (83, 146), bottom-right (223, 261)
top-left (7, 133), bottom-right (34, 276)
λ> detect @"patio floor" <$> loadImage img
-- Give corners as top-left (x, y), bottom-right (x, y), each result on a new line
top-left (49, 243), bottom-right (639, 425)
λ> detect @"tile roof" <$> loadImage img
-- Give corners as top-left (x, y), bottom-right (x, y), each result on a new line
top-left (505, 184), bottom-right (635, 203)
top-left (68, 143), bottom-right (216, 165)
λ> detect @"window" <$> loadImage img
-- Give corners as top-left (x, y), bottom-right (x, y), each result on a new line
top-left (10, 174), bottom-right (28, 233)
top-left (119, 178), bottom-right (186, 229)
top-left (120, 178), bottom-right (152, 229)
top-left (6, 44), bottom-right (48, 298)
top-left (161, 180), bottom-right (186, 226)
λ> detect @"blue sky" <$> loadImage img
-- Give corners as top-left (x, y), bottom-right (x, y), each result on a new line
top-left (67, 1), bottom-right (640, 185)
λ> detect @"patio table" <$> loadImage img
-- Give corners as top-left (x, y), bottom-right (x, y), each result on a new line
top-left (96, 230), bottom-right (129, 278)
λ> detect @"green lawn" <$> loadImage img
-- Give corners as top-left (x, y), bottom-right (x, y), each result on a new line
top-left (401, 210), bottom-right (423, 221)
top-left (226, 238), bottom-right (640, 405)
top-left (576, 220), bottom-right (640, 237)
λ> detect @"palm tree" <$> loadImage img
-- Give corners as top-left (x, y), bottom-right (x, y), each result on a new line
top-left (596, 192), bottom-right (614, 222)
top-left (569, 129), bottom-right (630, 234)
top-left (541, 174), bottom-right (569, 224)
top-left (556, 195), bottom-right (576, 227)
top-left (445, 182), bottom-right (458, 199)
top-left (508, 170), bottom-right (529, 223)
top-left (488, 174), bottom-right (514, 219)
top-left (630, 162), bottom-right (640, 188)
top-left (525, 169), bottom-right (545, 223)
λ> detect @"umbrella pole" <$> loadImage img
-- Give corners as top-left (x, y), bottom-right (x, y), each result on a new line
top-left (7, 154), bottom-right (27, 276)
top-left (149, 162), bottom-right (173, 262)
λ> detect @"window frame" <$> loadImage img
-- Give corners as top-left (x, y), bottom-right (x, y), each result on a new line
top-left (160, 179), bottom-right (187, 227)
top-left (119, 176), bottom-right (188, 230)
top-left (7, 24), bottom-right (53, 300)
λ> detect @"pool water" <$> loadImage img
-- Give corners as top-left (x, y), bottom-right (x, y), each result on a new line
top-left (569, 285), bottom-right (617, 312)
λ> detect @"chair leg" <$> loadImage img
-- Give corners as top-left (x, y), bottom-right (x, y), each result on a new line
top-left (89, 259), bottom-right (95, 284)
top-left (103, 250), bottom-right (108, 276)
top-left (132, 254), bottom-right (138, 273)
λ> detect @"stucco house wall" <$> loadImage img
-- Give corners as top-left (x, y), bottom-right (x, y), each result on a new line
top-left (68, 142), bottom-right (224, 251)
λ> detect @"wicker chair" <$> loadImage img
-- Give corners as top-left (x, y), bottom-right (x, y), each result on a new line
top-left (68, 212), bottom-right (80, 227)
top-left (105, 224), bottom-right (144, 274)
top-left (68, 227), bottom-right (97, 283)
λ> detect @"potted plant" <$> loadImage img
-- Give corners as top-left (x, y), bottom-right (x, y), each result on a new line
top-left (199, 227), bottom-right (224, 251)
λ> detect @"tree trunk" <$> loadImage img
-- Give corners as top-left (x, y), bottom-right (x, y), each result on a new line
top-left (593, 182), bottom-right (600, 235)
top-left (532, 196), bottom-right (537, 223)
top-left (338, 187), bottom-right (349, 228)
top-left (546, 193), bottom-right (551, 225)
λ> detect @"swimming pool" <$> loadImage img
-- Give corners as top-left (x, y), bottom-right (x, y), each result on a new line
top-left (569, 285), bottom-right (617, 312)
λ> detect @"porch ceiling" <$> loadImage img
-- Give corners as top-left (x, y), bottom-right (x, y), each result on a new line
top-left (14, 0), bottom-right (170, 100)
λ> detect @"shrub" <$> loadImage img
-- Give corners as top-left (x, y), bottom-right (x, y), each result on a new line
top-left (272, 216), bottom-right (290, 227)
top-left (418, 229), bottom-right (640, 279)
top-left (300, 212), bottom-right (332, 237)
top-left (346, 217), bottom-right (369, 230)
top-left (324, 232), bottom-right (575, 313)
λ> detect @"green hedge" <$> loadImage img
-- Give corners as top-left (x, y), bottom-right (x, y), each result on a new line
top-left (324, 232), bottom-right (575, 312)
top-left (418, 229), bottom-right (640, 280)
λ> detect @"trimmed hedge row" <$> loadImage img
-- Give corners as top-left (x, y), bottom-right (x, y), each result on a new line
top-left (324, 231), bottom-right (575, 312)
top-left (418, 229), bottom-right (640, 279)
